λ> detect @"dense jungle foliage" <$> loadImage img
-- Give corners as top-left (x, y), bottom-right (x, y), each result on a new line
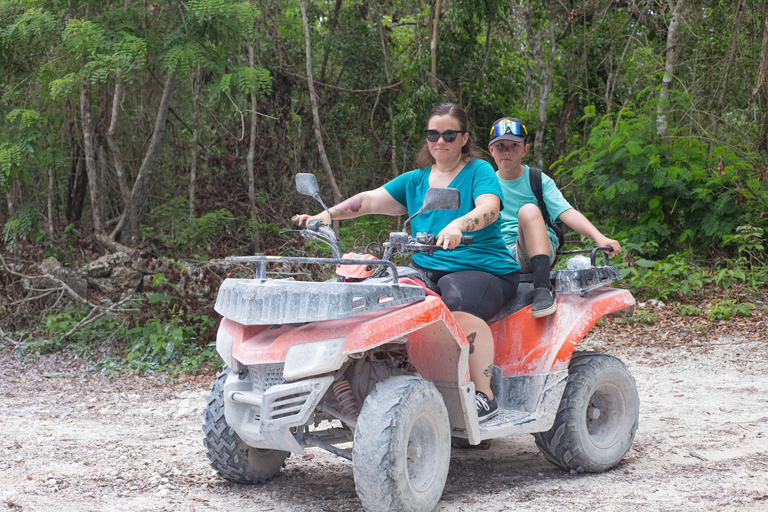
top-left (1, 0), bottom-right (767, 371)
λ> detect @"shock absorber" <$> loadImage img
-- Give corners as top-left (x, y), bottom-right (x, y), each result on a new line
top-left (332, 379), bottom-right (360, 420)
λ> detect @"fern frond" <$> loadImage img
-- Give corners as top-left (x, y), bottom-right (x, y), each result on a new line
top-left (162, 42), bottom-right (206, 78)
top-left (63, 19), bottom-right (106, 58)
top-left (233, 66), bottom-right (272, 96)
top-left (2, 201), bottom-right (41, 249)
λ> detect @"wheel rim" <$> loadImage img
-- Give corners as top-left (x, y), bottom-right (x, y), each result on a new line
top-left (406, 410), bottom-right (442, 492)
top-left (585, 382), bottom-right (627, 449)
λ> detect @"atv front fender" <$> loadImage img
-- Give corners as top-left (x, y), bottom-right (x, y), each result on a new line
top-left (219, 295), bottom-right (480, 442)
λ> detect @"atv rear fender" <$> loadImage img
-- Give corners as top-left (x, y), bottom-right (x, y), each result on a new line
top-left (490, 287), bottom-right (635, 376)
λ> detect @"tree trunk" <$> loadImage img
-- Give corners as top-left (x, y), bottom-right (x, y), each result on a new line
top-left (551, 36), bottom-right (588, 167)
top-left (657, 0), bottom-right (684, 142)
top-left (6, 189), bottom-right (14, 218)
top-left (517, 0), bottom-right (538, 112)
top-left (529, 1), bottom-right (556, 170)
top-left (429, 0), bottom-right (442, 88)
top-left (66, 139), bottom-right (87, 224)
top-left (319, 0), bottom-right (343, 84)
top-left (245, 44), bottom-right (261, 253)
top-left (110, 69), bottom-right (178, 241)
top-left (377, 11), bottom-right (397, 177)
top-left (298, 0), bottom-right (342, 205)
top-left (605, 11), bottom-right (641, 119)
top-left (190, 64), bottom-right (201, 220)
top-left (710, 0), bottom-right (742, 144)
top-left (750, 13), bottom-right (768, 105)
top-left (98, 143), bottom-right (107, 221)
top-left (754, 18), bottom-right (768, 160)
top-left (106, 72), bottom-right (139, 243)
top-left (47, 165), bottom-right (56, 236)
top-left (80, 82), bottom-right (104, 233)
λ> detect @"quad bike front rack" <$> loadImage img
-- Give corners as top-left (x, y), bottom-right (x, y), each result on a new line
top-left (217, 255), bottom-right (425, 325)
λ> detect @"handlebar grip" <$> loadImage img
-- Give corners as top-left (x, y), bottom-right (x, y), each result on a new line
top-left (306, 219), bottom-right (325, 230)
top-left (460, 235), bottom-right (473, 245)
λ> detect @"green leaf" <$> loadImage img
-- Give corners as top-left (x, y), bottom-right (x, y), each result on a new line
top-left (148, 293), bottom-right (176, 304)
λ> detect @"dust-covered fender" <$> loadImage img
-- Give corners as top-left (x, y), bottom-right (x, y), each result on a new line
top-left (491, 287), bottom-right (635, 376)
top-left (220, 295), bottom-right (472, 386)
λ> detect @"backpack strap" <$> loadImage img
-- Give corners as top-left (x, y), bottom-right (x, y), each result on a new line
top-left (528, 167), bottom-right (565, 251)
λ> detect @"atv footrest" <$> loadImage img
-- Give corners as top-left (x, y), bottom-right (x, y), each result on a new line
top-left (478, 409), bottom-right (539, 432)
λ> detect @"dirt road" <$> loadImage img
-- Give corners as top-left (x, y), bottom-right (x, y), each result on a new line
top-left (1, 333), bottom-right (767, 512)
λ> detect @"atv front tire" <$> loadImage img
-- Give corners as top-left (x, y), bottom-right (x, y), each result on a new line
top-left (533, 352), bottom-right (639, 473)
top-left (353, 376), bottom-right (451, 512)
top-left (203, 368), bottom-right (289, 483)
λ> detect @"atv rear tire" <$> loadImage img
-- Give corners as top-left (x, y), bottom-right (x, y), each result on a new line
top-left (353, 376), bottom-right (451, 512)
top-left (533, 352), bottom-right (639, 473)
top-left (203, 368), bottom-right (289, 483)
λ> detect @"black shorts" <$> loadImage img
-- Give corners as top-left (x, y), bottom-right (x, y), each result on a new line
top-left (410, 262), bottom-right (519, 322)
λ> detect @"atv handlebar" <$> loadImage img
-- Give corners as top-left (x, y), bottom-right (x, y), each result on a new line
top-left (286, 220), bottom-right (473, 259)
top-left (281, 220), bottom-right (342, 259)
top-left (384, 232), bottom-right (473, 257)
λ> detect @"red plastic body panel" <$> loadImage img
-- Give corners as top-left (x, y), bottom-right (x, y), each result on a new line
top-left (221, 281), bottom-right (634, 383)
top-left (489, 288), bottom-right (635, 376)
top-left (222, 295), bottom-right (472, 386)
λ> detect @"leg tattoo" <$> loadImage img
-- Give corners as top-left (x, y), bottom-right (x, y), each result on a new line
top-left (483, 365), bottom-right (493, 378)
top-left (467, 331), bottom-right (476, 354)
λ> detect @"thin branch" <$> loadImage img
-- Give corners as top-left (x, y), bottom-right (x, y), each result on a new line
top-left (11, 289), bottom-right (58, 306)
top-left (283, 70), bottom-right (403, 93)
top-left (59, 295), bottom-right (136, 341)
top-left (0, 327), bottom-right (19, 346)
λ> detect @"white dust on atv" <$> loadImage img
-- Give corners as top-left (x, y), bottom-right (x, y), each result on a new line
top-left (1, 336), bottom-right (766, 512)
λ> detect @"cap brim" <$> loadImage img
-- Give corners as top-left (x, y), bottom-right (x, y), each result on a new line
top-left (489, 133), bottom-right (526, 144)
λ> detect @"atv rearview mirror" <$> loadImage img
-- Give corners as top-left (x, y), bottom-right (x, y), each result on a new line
top-left (403, 187), bottom-right (460, 235)
top-left (296, 173), bottom-right (333, 224)
top-left (296, 173), bottom-right (320, 198)
top-left (421, 187), bottom-right (460, 211)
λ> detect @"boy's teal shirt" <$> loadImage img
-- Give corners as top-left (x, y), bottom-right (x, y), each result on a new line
top-left (497, 165), bottom-right (573, 250)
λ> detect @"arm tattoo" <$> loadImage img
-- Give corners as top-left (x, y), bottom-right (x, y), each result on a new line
top-left (457, 209), bottom-right (498, 232)
top-left (331, 193), bottom-right (366, 217)
top-left (459, 215), bottom-right (476, 232)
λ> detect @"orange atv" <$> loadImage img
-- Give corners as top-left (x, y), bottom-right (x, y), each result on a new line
top-left (203, 174), bottom-right (639, 512)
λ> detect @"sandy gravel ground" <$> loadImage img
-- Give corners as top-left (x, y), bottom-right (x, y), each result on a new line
top-left (1, 333), bottom-right (767, 512)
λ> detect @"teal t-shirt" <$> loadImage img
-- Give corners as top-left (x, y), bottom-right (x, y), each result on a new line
top-left (497, 165), bottom-right (573, 249)
top-left (383, 159), bottom-right (519, 275)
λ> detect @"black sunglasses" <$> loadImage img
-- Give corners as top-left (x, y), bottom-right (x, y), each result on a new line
top-left (424, 129), bottom-right (466, 143)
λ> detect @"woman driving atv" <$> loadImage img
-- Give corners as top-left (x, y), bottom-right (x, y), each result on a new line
top-left (293, 102), bottom-right (519, 422)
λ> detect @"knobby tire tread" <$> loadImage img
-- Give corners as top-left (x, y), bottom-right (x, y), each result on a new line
top-left (533, 352), bottom-right (638, 473)
top-left (202, 368), bottom-right (289, 484)
top-left (353, 376), bottom-right (450, 512)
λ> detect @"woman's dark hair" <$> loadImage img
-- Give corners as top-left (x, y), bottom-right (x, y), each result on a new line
top-left (415, 103), bottom-right (484, 168)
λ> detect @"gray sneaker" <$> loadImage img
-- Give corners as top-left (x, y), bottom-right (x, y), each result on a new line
top-left (532, 287), bottom-right (557, 318)
top-left (475, 391), bottom-right (499, 422)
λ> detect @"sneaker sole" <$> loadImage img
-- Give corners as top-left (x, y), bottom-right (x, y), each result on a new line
top-left (531, 301), bottom-right (557, 318)
top-left (478, 408), bottom-right (500, 423)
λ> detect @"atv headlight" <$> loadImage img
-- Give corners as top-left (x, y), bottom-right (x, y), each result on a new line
top-left (283, 337), bottom-right (346, 381)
